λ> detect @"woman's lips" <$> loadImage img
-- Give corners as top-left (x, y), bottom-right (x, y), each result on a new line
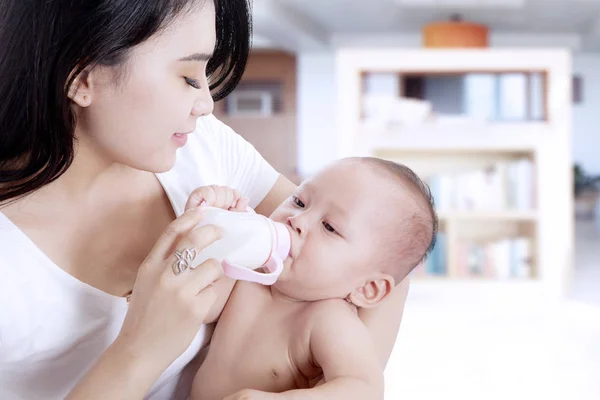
top-left (172, 132), bottom-right (188, 146)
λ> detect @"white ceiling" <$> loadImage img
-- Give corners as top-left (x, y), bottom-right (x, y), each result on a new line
top-left (252, 0), bottom-right (600, 52)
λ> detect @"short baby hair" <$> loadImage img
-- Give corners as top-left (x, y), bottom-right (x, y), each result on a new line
top-left (358, 157), bottom-right (438, 284)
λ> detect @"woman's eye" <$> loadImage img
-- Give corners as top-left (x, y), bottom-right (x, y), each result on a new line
top-left (322, 221), bottom-right (336, 234)
top-left (184, 77), bottom-right (201, 89)
top-left (292, 196), bottom-right (305, 208)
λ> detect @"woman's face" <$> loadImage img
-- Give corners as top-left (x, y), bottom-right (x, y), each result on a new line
top-left (74, 3), bottom-right (216, 172)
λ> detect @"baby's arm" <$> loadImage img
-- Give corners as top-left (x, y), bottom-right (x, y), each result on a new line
top-left (222, 303), bottom-right (384, 400)
top-left (202, 277), bottom-right (236, 324)
top-left (286, 303), bottom-right (384, 399)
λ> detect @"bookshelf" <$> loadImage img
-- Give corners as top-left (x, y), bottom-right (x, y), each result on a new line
top-left (335, 49), bottom-right (573, 296)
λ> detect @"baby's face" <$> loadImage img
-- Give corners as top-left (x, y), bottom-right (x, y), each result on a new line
top-left (270, 159), bottom-right (407, 302)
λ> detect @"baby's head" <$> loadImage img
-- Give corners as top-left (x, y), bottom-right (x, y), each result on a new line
top-left (270, 157), bottom-right (438, 307)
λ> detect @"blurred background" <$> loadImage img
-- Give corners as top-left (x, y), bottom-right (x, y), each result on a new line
top-left (213, 1), bottom-right (600, 399)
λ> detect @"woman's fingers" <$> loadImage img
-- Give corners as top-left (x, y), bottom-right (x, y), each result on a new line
top-left (144, 207), bottom-right (205, 267)
top-left (186, 258), bottom-right (224, 295)
top-left (161, 238), bottom-right (224, 321)
top-left (187, 223), bottom-right (222, 253)
top-left (159, 223), bottom-right (222, 283)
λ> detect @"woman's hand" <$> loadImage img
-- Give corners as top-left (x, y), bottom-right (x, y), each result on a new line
top-left (185, 185), bottom-right (249, 212)
top-left (182, 185), bottom-right (252, 325)
top-left (117, 206), bottom-right (225, 367)
top-left (118, 185), bottom-right (249, 366)
top-left (68, 207), bottom-right (227, 399)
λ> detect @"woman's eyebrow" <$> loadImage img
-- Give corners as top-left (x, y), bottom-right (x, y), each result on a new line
top-left (178, 52), bottom-right (212, 62)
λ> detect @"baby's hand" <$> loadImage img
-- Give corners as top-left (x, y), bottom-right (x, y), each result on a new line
top-left (223, 389), bottom-right (282, 400)
top-left (185, 185), bottom-right (250, 213)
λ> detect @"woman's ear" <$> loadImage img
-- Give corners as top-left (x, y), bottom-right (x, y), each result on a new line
top-left (347, 274), bottom-right (395, 309)
top-left (67, 69), bottom-right (93, 107)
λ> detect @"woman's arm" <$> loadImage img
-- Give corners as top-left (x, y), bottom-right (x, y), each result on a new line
top-left (66, 339), bottom-right (162, 400)
top-left (254, 175), bottom-right (297, 217)
top-left (68, 208), bottom-right (226, 399)
top-left (357, 276), bottom-right (409, 365)
top-left (255, 175), bottom-right (409, 367)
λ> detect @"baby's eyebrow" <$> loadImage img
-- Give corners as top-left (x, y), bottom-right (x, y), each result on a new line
top-left (295, 183), bottom-right (314, 200)
top-left (330, 203), bottom-right (349, 220)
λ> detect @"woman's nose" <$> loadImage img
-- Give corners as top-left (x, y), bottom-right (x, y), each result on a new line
top-left (191, 82), bottom-right (214, 117)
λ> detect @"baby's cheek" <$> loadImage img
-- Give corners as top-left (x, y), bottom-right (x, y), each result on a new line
top-left (305, 246), bottom-right (332, 275)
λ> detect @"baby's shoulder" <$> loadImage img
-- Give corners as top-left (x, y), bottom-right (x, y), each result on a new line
top-left (309, 297), bottom-right (358, 313)
top-left (227, 280), bottom-right (272, 307)
top-left (304, 298), bottom-right (360, 329)
top-left (232, 280), bottom-right (270, 296)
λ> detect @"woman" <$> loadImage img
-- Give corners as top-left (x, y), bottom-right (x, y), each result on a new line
top-left (0, 1), bottom-right (409, 399)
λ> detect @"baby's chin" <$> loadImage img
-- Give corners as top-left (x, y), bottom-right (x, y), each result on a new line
top-left (270, 280), bottom-right (312, 302)
top-left (270, 281), bottom-right (347, 304)
top-left (272, 267), bottom-right (350, 303)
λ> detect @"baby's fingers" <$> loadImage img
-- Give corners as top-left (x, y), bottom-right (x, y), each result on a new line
top-left (231, 196), bottom-right (250, 212)
top-left (185, 186), bottom-right (216, 211)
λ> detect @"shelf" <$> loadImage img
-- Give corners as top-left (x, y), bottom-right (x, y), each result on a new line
top-left (359, 122), bottom-right (550, 153)
top-left (410, 276), bottom-right (532, 282)
top-left (437, 210), bottom-right (538, 222)
top-left (337, 48), bottom-right (573, 295)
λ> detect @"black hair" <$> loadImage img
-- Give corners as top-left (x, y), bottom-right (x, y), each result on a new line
top-left (0, 0), bottom-right (251, 204)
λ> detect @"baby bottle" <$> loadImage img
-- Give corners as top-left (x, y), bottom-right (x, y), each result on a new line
top-left (192, 207), bottom-right (291, 285)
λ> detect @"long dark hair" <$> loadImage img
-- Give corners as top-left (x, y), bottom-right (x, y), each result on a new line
top-left (0, 0), bottom-right (251, 204)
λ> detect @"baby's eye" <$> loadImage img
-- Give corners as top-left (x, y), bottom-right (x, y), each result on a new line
top-left (292, 196), bottom-right (305, 208)
top-left (322, 221), bottom-right (336, 234)
top-left (184, 77), bottom-right (201, 89)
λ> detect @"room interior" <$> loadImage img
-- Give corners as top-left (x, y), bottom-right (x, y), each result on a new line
top-left (215, 1), bottom-right (600, 399)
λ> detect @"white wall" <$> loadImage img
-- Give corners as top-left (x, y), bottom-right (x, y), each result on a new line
top-left (573, 55), bottom-right (600, 174)
top-left (296, 53), bottom-right (336, 177)
top-left (296, 34), bottom-right (600, 176)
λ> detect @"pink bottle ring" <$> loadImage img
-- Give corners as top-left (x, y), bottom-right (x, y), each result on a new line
top-left (221, 216), bottom-right (289, 285)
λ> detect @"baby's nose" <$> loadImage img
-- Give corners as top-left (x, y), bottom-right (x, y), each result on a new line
top-left (287, 216), bottom-right (303, 235)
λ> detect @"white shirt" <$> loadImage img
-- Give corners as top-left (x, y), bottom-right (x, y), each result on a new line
top-left (0, 115), bottom-right (279, 400)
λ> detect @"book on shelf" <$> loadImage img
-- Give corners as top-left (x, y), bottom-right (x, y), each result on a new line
top-left (413, 232), bottom-right (447, 277)
top-left (456, 237), bottom-right (533, 279)
top-left (412, 235), bottom-right (533, 279)
top-left (427, 158), bottom-right (536, 212)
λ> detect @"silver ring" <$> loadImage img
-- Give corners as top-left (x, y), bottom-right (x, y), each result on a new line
top-left (172, 247), bottom-right (197, 275)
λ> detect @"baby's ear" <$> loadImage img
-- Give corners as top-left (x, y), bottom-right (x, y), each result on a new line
top-left (348, 274), bottom-right (395, 309)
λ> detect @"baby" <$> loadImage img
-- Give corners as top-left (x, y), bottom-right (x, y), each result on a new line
top-left (191, 157), bottom-right (438, 400)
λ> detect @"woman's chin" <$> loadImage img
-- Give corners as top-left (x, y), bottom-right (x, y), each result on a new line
top-left (130, 155), bottom-right (177, 174)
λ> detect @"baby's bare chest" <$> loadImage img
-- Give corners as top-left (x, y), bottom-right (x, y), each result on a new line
top-left (192, 284), bottom-right (323, 399)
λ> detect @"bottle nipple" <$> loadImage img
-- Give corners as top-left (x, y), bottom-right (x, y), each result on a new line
top-left (273, 222), bottom-right (291, 261)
